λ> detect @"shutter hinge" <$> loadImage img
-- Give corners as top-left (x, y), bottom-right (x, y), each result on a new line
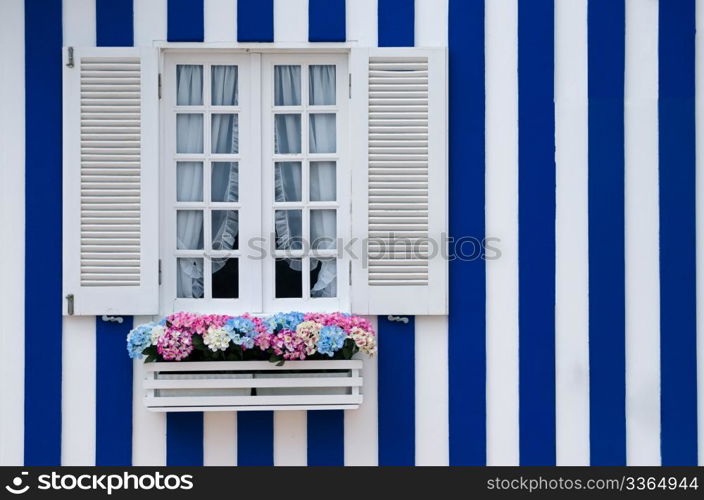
top-left (158, 73), bottom-right (162, 99)
top-left (66, 47), bottom-right (74, 68)
top-left (349, 260), bottom-right (352, 285)
top-left (348, 73), bottom-right (352, 99)
top-left (158, 259), bottom-right (162, 285)
top-left (66, 294), bottom-right (75, 315)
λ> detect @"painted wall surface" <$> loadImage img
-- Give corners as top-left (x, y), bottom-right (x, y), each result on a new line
top-left (0, 0), bottom-right (702, 466)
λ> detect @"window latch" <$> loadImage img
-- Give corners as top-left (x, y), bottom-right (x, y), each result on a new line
top-left (66, 47), bottom-right (74, 68)
top-left (158, 259), bottom-right (162, 285)
top-left (66, 294), bottom-right (74, 315)
top-left (158, 73), bottom-right (162, 99)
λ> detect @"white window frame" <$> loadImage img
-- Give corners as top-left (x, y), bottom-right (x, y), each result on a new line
top-left (160, 50), bottom-right (349, 315)
top-left (261, 53), bottom-right (350, 313)
top-left (161, 52), bottom-right (262, 314)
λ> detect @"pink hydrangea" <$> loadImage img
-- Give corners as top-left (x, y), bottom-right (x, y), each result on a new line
top-left (303, 312), bottom-right (373, 335)
top-left (157, 328), bottom-right (194, 361)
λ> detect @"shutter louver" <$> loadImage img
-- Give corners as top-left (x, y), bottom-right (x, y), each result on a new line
top-left (80, 57), bottom-right (142, 287)
top-left (351, 48), bottom-right (448, 315)
top-left (63, 47), bottom-right (159, 315)
top-left (368, 57), bottom-right (430, 286)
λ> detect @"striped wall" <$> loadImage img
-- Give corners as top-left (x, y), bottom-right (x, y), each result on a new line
top-left (0, 0), bottom-right (702, 466)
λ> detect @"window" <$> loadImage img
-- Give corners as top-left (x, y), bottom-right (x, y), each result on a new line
top-left (62, 47), bottom-right (447, 317)
top-left (162, 53), bottom-right (348, 314)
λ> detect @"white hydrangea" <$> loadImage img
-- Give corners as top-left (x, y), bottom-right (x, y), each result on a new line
top-left (203, 327), bottom-right (231, 352)
top-left (150, 325), bottom-right (165, 346)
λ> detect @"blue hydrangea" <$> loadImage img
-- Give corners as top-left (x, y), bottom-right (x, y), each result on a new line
top-left (126, 322), bottom-right (157, 359)
top-left (224, 316), bottom-right (257, 349)
top-left (266, 312), bottom-right (304, 332)
top-left (317, 325), bottom-right (346, 357)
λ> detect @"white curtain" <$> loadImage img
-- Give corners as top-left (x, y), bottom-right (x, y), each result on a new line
top-left (177, 65), bottom-right (202, 105)
top-left (176, 65), bottom-right (239, 298)
top-left (309, 65), bottom-right (335, 105)
top-left (212, 65), bottom-right (238, 105)
top-left (274, 65), bottom-right (337, 297)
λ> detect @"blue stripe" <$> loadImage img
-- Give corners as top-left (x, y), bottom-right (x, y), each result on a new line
top-left (307, 410), bottom-right (344, 465)
top-left (237, 411), bottom-right (274, 465)
top-left (378, 316), bottom-right (415, 465)
top-left (237, 0), bottom-right (274, 42)
top-left (518, 0), bottom-right (556, 465)
top-left (24, 0), bottom-right (63, 466)
top-left (448, 0), bottom-right (486, 466)
top-left (168, 0), bottom-right (204, 42)
top-left (309, 0), bottom-right (346, 42)
top-left (587, 0), bottom-right (626, 466)
top-left (167, 413), bottom-right (204, 465)
top-left (658, 0), bottom-right (698, 466)
top-left (96, 0), bottom-right (133, 47)
top-left (94, 1), bottom-right (135, 466)
top-left (96, 317), bottom-right (134, 465)
top-left (378, 0), bottom-right (414, 47)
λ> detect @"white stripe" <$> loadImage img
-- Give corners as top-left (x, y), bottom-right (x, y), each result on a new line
top-left (205, 0), bottom-right (237, 42)
top-left (204, 412), bottom-right (237, 465)
top-left (414, 0), bottom-right (448, 47)
top-left (696, 0), bottom-right (704, 468)
top-left (485, 0), bottom-right (519, 466)
top-left (347, 0), bottom-right (377, 46)
top-left (555, 0), bottom-right (590, 465)
top-left (132, 316), bottom-right (166, 465)
top-left (625, 0), bottom-right (661, 466)
top-left (60, 0), bottom-right (99, 466)
top-left (415, 316), bottom-right (449, 465)
top-left (61, 317), bottom-right (97, 465)
top-left (0, 0), bottom-right (24, 467)
top-left (134, 0), bottom-right (167, 47)
top-left (345, 317), bottom-right (378, 465)
top-left (63, 0), bottom-right (96, 46)
top-left (274, 0), bottom-right (308, 43)
top-left (274, 411), bottom-right (307, 465)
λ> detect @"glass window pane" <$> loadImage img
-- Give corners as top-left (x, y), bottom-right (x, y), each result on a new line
top-left (177, 257), bottom-right (204, 298)
top-left (276, 258), bottom-right (302, 298)
top-left (212, 210), bottom-right (239, 250)
top-left (311, 258), bottom-right (337, 298)
top-left (212, 114), bottom-right (238, 154)
top-left (275, 65), bottom-right (301, 106)
top-left (177, 114), bottom-right (203, 153)
top-left (309, 114), bottom-right (336, 153)
top-left (310, 209), bottom-right (336, 249)
top-left (177, 210), bottom-right (203, 250)
top-left (309, 65), bottom-right (336, 105)
top-left (275, 209), bottom-right (302, 250)
top-left (274, 162), bottom-right (302, 202)
top-left (176, 162), bottom-right (203, 202)
top-left (310, 162), bottom-right (336, 201)
top-left (274, 114), bottom-right (301, 154)
top-left (212, 65), bottom-right (238, 106)
top-left (212, 258), bottom-right (239, 298)
top-left (211, 162), bottom-right (238, 202)
top-left (177, 65), bottom-right (202, 105)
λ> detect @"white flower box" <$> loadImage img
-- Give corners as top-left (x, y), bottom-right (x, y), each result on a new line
top-left (143, 360), bottom-right (363, 412)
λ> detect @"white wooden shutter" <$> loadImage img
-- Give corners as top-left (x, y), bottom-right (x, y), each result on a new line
top-left (350, 48), bottom-right (448, 315)
top-left (62, 47), bottom-right (159, 315)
